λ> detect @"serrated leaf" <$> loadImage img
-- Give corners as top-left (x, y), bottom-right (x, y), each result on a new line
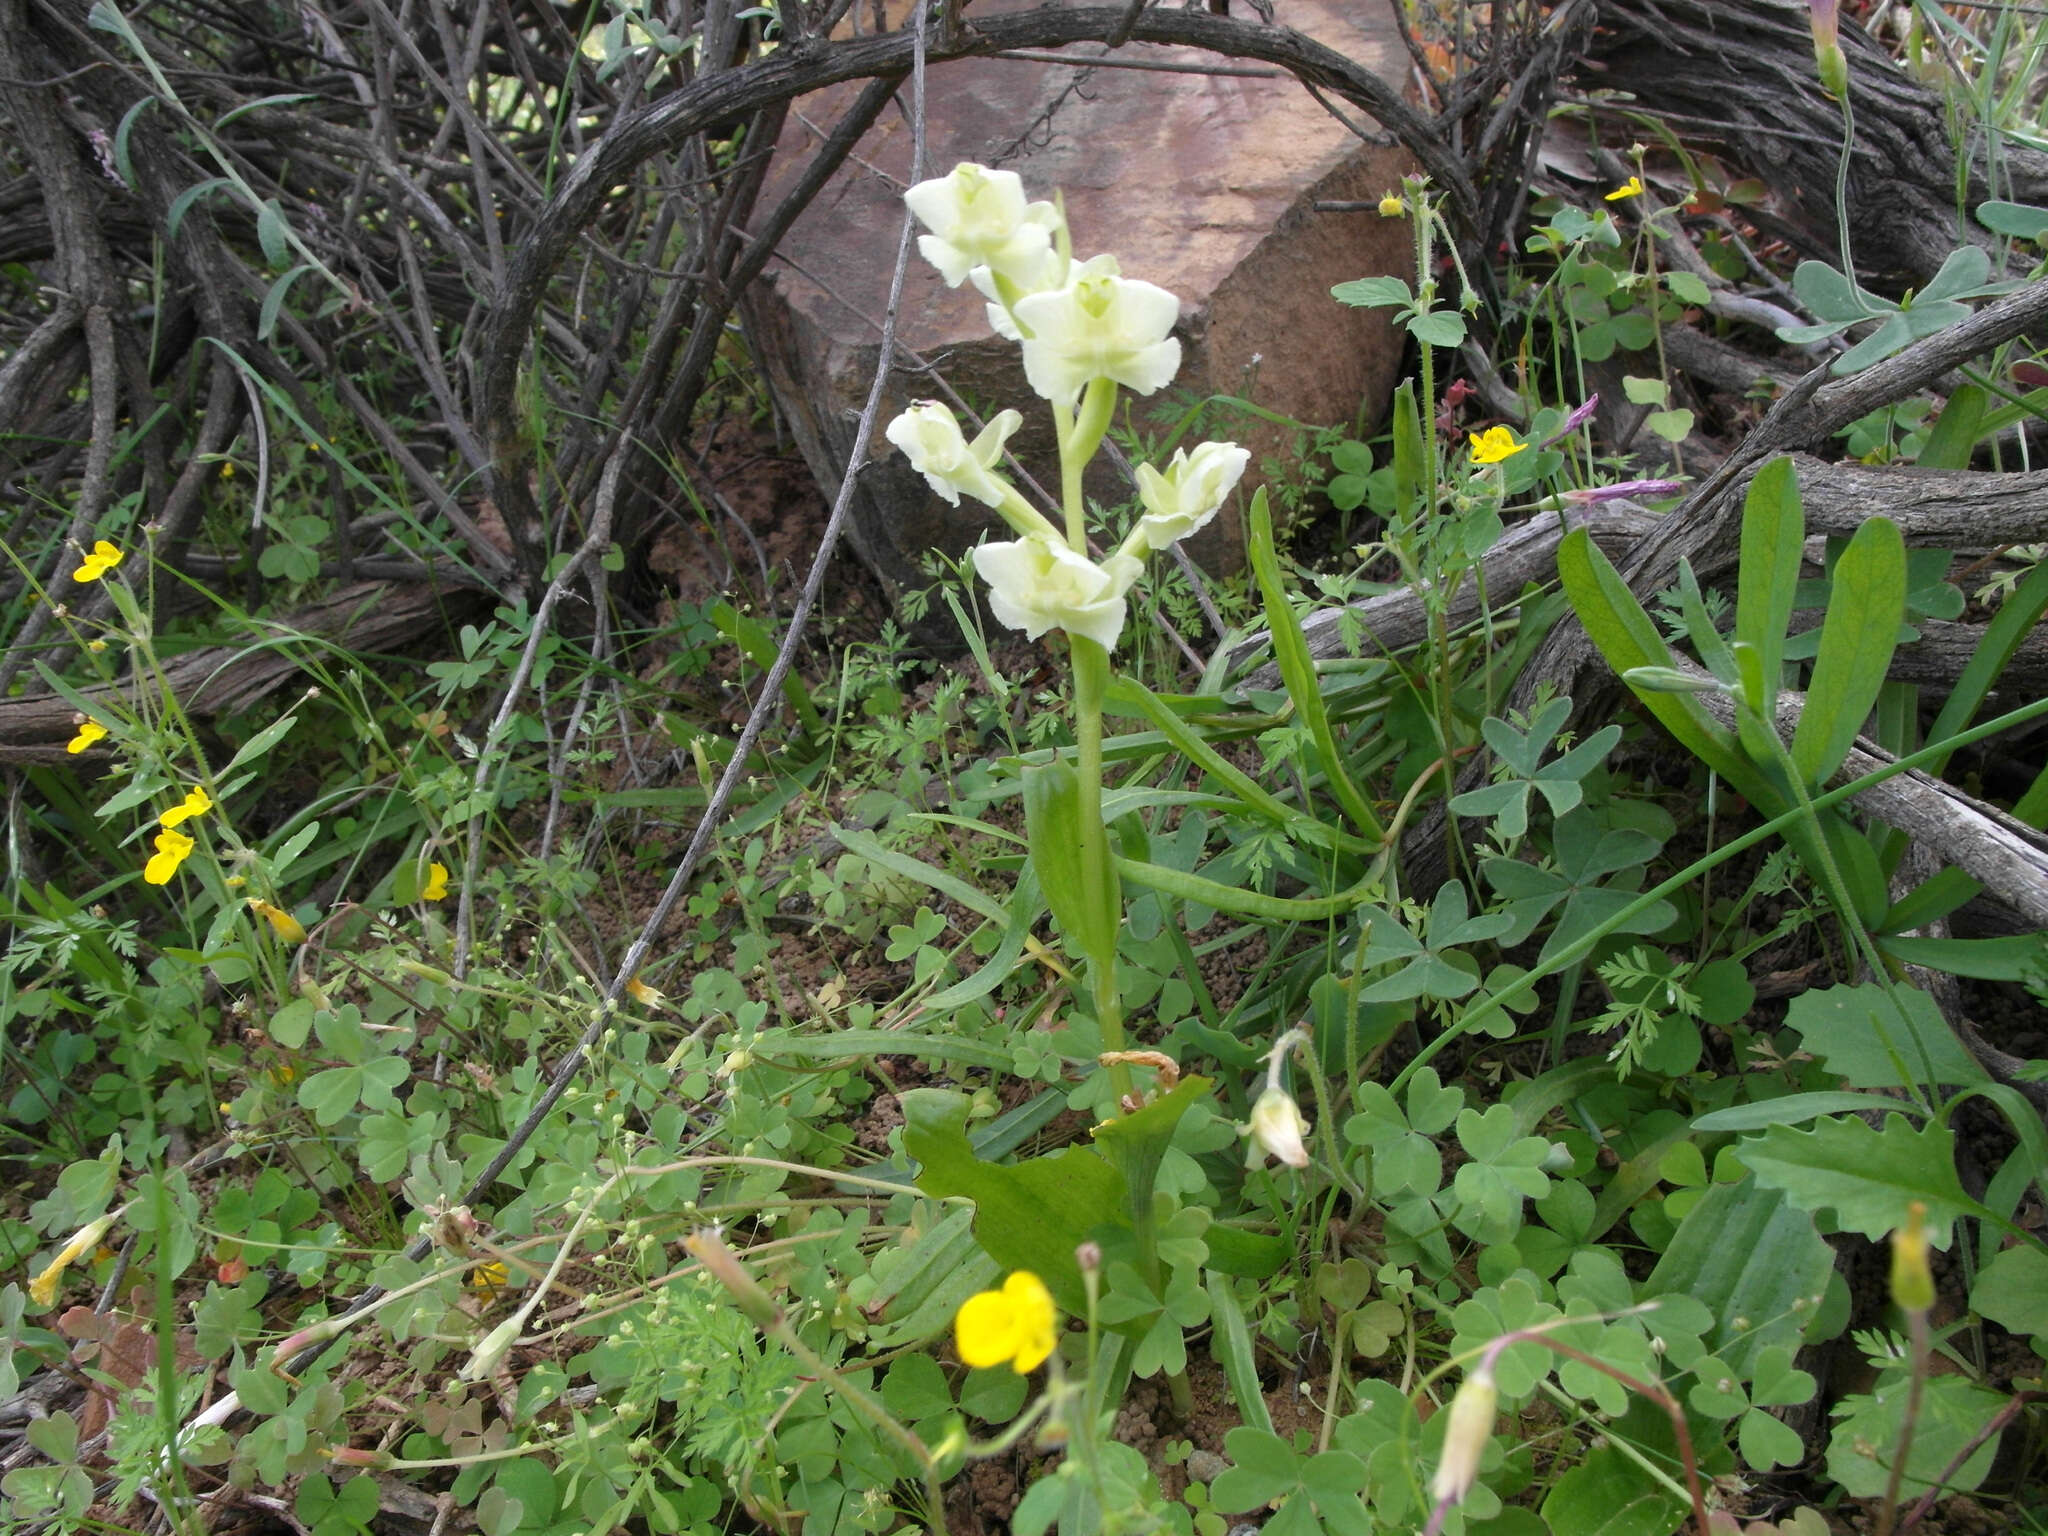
top-left (903, 1088), bottom-right (1121, 1315)
top-left (1737, 1114), bottom-right (1988, 1246)
top-left (1783, 982), bottom-right (1985, 1088)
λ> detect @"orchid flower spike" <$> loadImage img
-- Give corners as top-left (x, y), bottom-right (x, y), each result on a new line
top-left (905, 162), bottom-right (1064, 293)
top-left (973, 536), bottom-right (1141, 653)
top-left (1130, 441), bottom-right (1250, 555)
top-left (1013, 254), bottom-right (1182, 407)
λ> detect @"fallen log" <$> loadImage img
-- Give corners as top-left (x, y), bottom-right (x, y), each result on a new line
top-left (0, 582), bottom-right (488, 764)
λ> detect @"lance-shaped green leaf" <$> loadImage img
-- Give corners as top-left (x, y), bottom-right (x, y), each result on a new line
top-left (1793, 516), bottom-right (1905, 786)
top-left (1022, 760), bottom-right (1117, 973)
top-left (1734, 456), bottom-right (1803, 718)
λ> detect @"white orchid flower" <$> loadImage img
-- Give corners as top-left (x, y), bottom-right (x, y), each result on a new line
top-left (973, 535), bottom-right (1141, 652)
top-left (1013, 255), bottom-right (1182, 406)
top-left (1246, 1086), bottom-right (1312, 1169)
top-left (885, 402), bottom-right (1022, 509)
top-left (905, 162), bottom-right (1062, 290)
top-left (1132, 441), bottom-right (1250, 553)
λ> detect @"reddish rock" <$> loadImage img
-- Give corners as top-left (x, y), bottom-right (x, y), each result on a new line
top-left (742, 3), bottom-right (1417, 610)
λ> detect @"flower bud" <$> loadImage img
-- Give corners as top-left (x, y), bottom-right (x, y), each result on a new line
top-left (1247, 1087), bottom-right (1311, 1169)
top-left (1430, 1365), bottom-right (1499, 1507)
top-left (1890, 1200), bottom-right (1934, 1313)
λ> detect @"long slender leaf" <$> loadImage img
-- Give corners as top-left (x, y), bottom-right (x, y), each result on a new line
top-left (1735, 456), bottom-right (1804, 716)
top-left (1556, 529), bottom-right (1762, 796)
top-left (1922, 559), bottom-right (2048, 777)
top-left (831, 824), bottom-right (1007, 926)
top-left (1793, 517), bottom-right (1905, 786)
top-left (1114, 854), bottom-right (1379, 922)
top-left (1245, 488), bottom-right (1385, 842)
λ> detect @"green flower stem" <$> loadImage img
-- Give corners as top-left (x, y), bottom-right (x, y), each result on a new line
top-left (1051, 399), bottom-right (1084, 550)
top-left (1071, 635), bottom-right (1132, 1107)
top-left (1834, 89), bottom-right (1862, 307)
top-left (1066, 377), bottom-right (1118, 492)
top-left (1874, 1304), bottom-right (1929, 1536)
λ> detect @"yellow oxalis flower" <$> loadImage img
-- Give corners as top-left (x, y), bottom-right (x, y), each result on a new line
top-left (160, 785), bottom-right (213, 828)
top-left (67, 719), bottom-right (109, 754)
top-left (71, 540), bottom-right (125, 583)
top-left (249, 899), bottom-right (308, 944)
top-left (421, 862), bottom-right (451, 901)
top-left (1605, 176), bottom-right (1645, 201)
top-left (1467, 426), bottom-right (1527, 465)
top-left (955, 1270), bottom-right (1057, 1373)
top-left (144, 828), bottom-right (195, 885)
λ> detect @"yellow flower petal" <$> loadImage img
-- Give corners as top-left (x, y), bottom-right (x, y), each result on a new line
top-left (67, 719), bottom-right (109, 754)
top-left (1605, 176), bottom-right (1645, 201)
top-left (159, 785), bottom-right (213, 829)
top-left (1467, 426), bottom-right (1528, 465)
top-left (144, 828), bottom-right (195, 885)
top-left (71, 540), bottom-right (125, 584)
top-left (421, 862), bottom-right (450, 902)
top-left (471, 1260), bottom-right (510, 1300)
top-left (249, 899), bottom-right (308, 944)
top-left (954, 1270), bottom-right (1056, 1373)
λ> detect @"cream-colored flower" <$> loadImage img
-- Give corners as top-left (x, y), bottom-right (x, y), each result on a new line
top-left (1013, 255), bottom-right (1182, 406)
top-left (1132, 441), bottom-right (1250, 553)
top-left (1247, 1086), bottom-right (1311, 1169)
top-left (885, 402), bottom-right (1023, 510)
top-left (1431, 1365), bottom-right (1499, 1507)
top-left (904, 162), bottom-right (1062, 290)
top-left (972, 536), bottom-right (1139, 653)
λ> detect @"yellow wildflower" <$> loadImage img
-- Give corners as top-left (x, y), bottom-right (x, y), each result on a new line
top-left (421, 862), bottom-right (450, 902)
top-left (71, 540), bottom-right (125, 583)
top-left (144, 828), bottom-right (195, 885)
top-left (28, 1210), bottom-right (122, 1308)
top-left (220, 460), bottom-right (235, 480)
top-left (249, 899), bottom-right (308, 944)
top-left (1378, 192), bottom-right (1405, 217)
top-left (1605, 176), bottom-right (1645, 201)
top-left (955, 1270), bottom-right (1057, 1373)
top-left (67, 719), bottom-right (109, 754)
top-left (160, 785), bottom-right (212, 829)
top-left (1467, 427), bottom-right (1527, 465)
top-left (471, 1260), bottom-right (510, 1301)
top-left (626, 974), bottom-right (667, 1010)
